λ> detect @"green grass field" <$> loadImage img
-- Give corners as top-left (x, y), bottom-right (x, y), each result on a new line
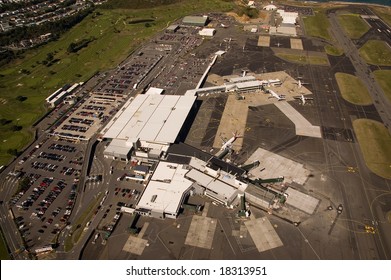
top-left (374, 70), bottom-right (391, 104)
top-left (302, 9), bottom-right (332, 41)
top-left (335, 73), bottom-right (372, 105)
top-left (276, 53), bottom-right (329, 65)
top-left (324, 45), bottom-right (344, 56)
top-left (353, 119), bottom-right (391, 179)
top-left (373, 7), bottom-right (391, 27)
top-left (0, 0), bottom-right (234, 165)
top-left (337, 14), bottom-right (370, 39)
top-left (359, 40), bottom-right (391, 66)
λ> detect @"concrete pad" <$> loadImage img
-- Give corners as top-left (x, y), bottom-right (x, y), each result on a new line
top-left (274, 102), bottom-right (322, 138)
top-left (258, 36), bottom-right (270, 47)
top-left (206, 73), bottom-right (224, 86)
top-left (202, 202), bottom-right (210, 217)
top-left (245, 147), bottom-right (310, 185)
top-left (290, 38), bottom-right (303, 50)
top-left (285, 187), bottom-right (319, 215)
top-left (245, 217), bottom-right (283, 252)
top-left (213, 94), bottom-right (249, 150)
top-left (185, 215), bottom-right (217, 249)
top-left (123, 235), bottom-right (148, 255)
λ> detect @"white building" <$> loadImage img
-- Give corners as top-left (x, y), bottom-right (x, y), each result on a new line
top-left (277, 9), bottom-right (298, 25)
top-left (136, 162), bottom-right (193, 219)
top-left (102, 94), bottom-right (196, 161)
top-left (264, 4), bottom-right (277, 11)
top-left (199, 28), bottom-right (216, 37)
top-left (46, 83), bottom-right (82, 107)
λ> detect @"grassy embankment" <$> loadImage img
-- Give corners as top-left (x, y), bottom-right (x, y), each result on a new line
top-left (337, 13), bottom-right (370, 39)
top-left (276, 53), bottom-right (329, 65)
top-left (302, 8), bottom-right (344, 56)
top-left (353, 119), bottom-right (391, 179)
top-left (335, 73), bottom-right (372, 105)
top-left (359, 40), bottom-right (391, 66)
top-left (374, 70), bottom-right (391, 104)
top-left (0, 0), bottom-right (235, 165)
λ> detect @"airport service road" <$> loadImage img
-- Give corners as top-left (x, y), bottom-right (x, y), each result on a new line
top-left (328, 12), bottom-right (391, 134)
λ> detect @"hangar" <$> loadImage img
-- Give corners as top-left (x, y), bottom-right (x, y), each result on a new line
top-left (101, 94), bottom-right (197, 161)
top-left (182, 16), bottom-right (208, 26)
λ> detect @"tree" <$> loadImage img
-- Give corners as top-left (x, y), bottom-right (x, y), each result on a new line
top-left (16, 96), bottom-right (27, 102)
top-left (11, 125), bottom-right (22, 131)
top-left (0, 118), bottom-right (11, 125)
top-left (7, 149), bottom-right (19, 157)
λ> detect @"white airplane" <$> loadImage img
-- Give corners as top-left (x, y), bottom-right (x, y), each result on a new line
top-left (293, 79), bottom-right (309, 89)
top-left (267, 89), bottom-right (286, 101)
top-left (294, 94), bottom-right (314, 105)
top-left (220, 131), bottom-right (242, 151)
top-left (275, 42), bottom-right (283, 47)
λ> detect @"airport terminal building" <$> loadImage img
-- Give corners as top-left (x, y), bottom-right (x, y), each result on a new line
top-left (101, 93), bottom-right (197, 161)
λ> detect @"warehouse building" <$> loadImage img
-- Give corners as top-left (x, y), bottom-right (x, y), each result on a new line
top-left (101, 94), bottom-right (197, 161)
top-left (199, 28), bottom-right (216, 37)
top-left (182, 15), bottom-right (208, 26)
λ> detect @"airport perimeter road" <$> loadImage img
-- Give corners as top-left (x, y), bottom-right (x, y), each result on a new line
top-left (328, 12), bottom-right (391, 133)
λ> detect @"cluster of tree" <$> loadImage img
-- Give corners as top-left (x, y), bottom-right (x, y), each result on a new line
top-left (0, 7), bottom-right (93, 47)
top-left (16, 96), bottom-right (28, 102)
top-left (0, 118), bottom-right (12, 126)
top-left (18, 176), bottom-right (31, 192)
top-left (235, 6), bottom-right (259, 19)
top-left (67, 36), bottom-right (95, 53)
top-left (0, 118), bottom-right (22, 131)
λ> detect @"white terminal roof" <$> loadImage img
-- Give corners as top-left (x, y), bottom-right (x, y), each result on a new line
top-left (229, 76), bottom-right (256, 83)
top-left (102, 94), bottom-right (196, 145)
top-left (186, 169), bottom-right (239, 203)
top-left (236, 80), bottom-right (263, 89)
top-left (145, 87), bottom-right (164, 95)
top-left (137, 162), bottom-right (193, 215)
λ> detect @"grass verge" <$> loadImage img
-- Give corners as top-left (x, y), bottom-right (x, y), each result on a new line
top-left (374, 70), bottom-right (391, 104)
top-left (324, 45), bottom-right (344, 56)
top-left (335, 72), bottom-right (372, 105)
top-left (276, 53), bottom-right (329, 65)
top-left (64, 192), bottom-right (103, 252)
top-left (302, 9), bottom-right (332, 41)
top-left (359, 40), bottom-right (391, 66)
top-left (353, 119), bottom-right (391, 179)
top-left (337, 14), bottom-right (370, 39)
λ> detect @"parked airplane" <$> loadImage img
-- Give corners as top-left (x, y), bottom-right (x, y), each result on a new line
top-left (220, 131), bottom-right (242, 151)
top-left (275, 42), bottom-right (283, 47)
top-left (294, 94), bottom-right (314, 105)
top-left (267, 89), bottom-right (286, 101)
top-left (293, 79), bottom-right (309, 89)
